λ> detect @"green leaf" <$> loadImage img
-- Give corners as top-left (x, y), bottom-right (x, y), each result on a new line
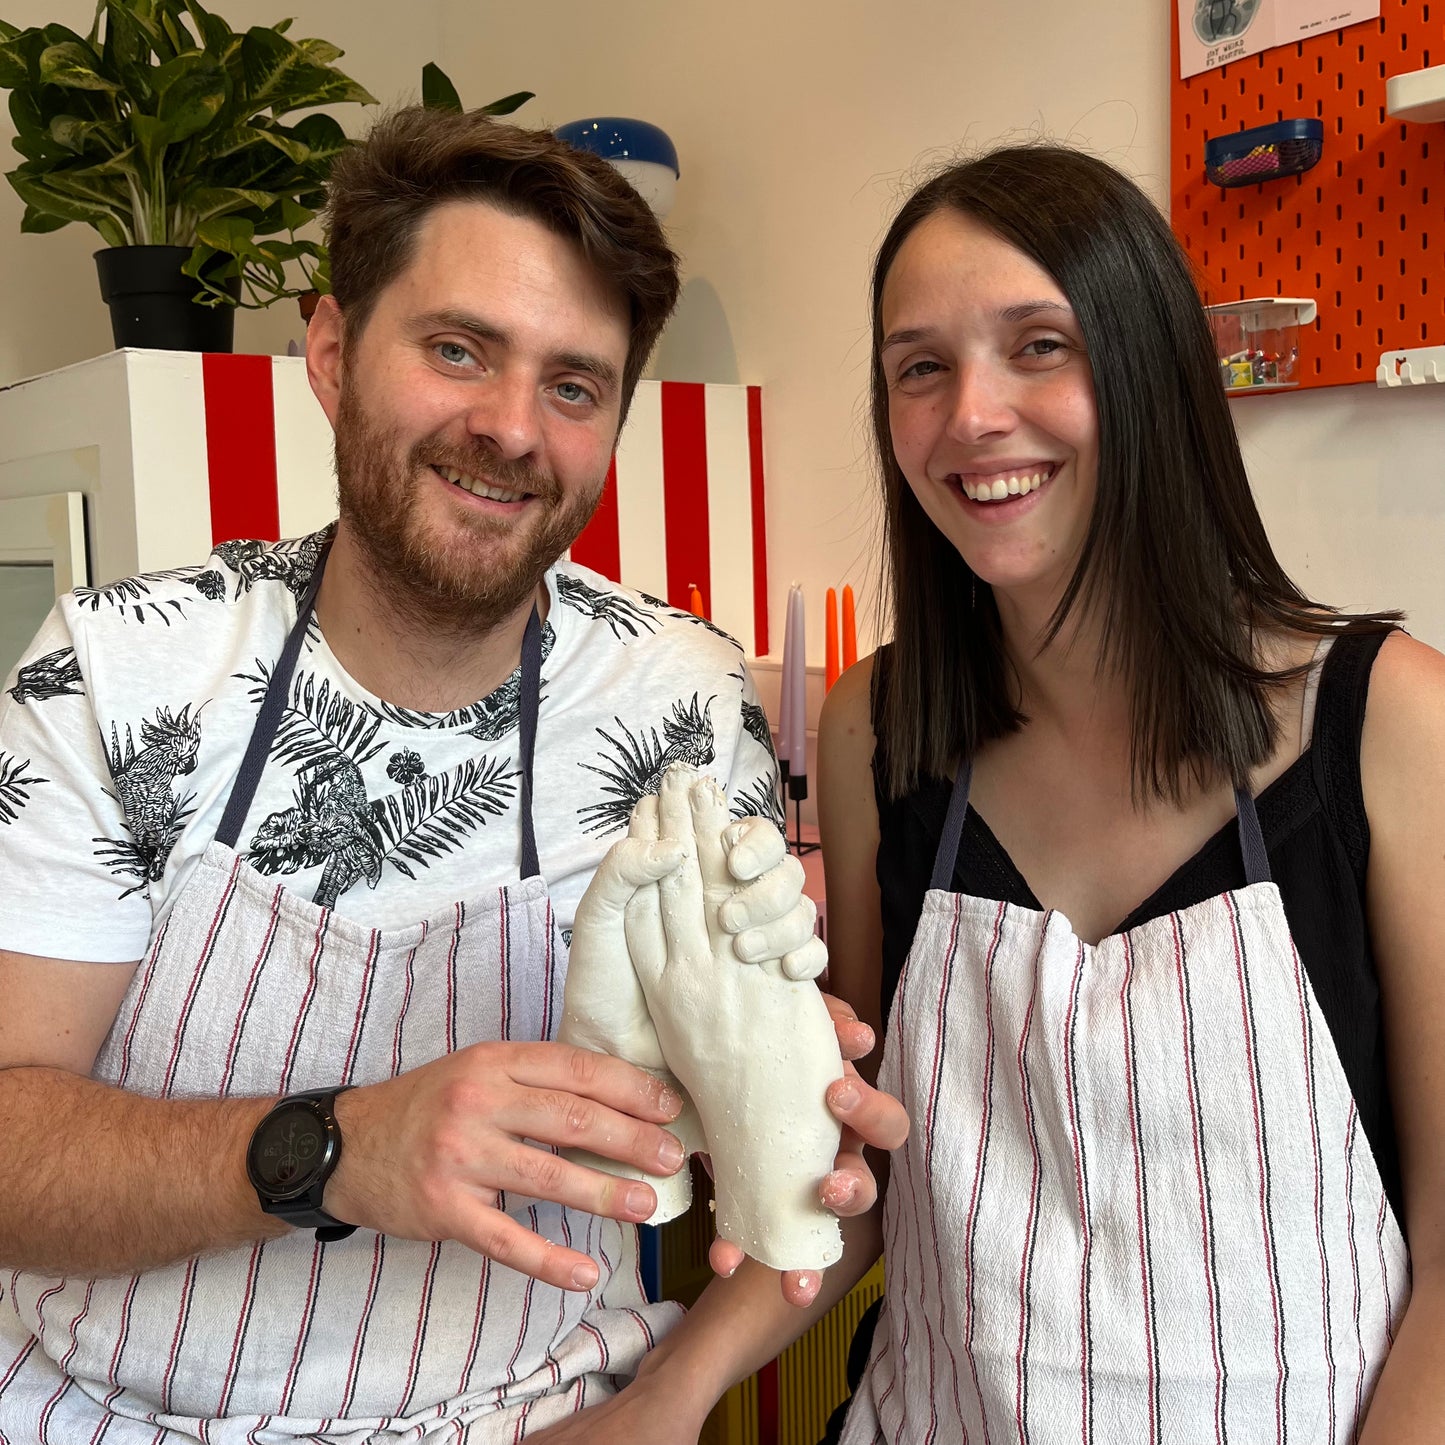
top-left (421, 62), bottom-right (462, 113)
top-left (38, 39), bottom-right (121, 92)
top-left (0, 36), bottom-right (28, 88)
top-left (154, 52), bottom-right (228, 143)
top-left (183, 183), bottom-right (277, 220)
top-left (239, 26), bottom-right (373, 120)
top-left (296, 36), bottom-right (342, 66)
top-left (19, 202), bottom-right (70, 233)
top-left (9, 166), bottom-right (128, 232)
top-left (279, 195), bottom-right (311, 230)
top-left (196, 211), bottom-right (255, 251)
top-left (477, 90), bottom-right (534, 116)
top-left (0, 20), bottom-right (21, 42)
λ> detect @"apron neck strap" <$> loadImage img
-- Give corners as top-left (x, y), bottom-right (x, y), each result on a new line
top-left (516, 606), bottom-right (543, 881)
top-left (216, 540), bottom-right (545, 884)
top-left (929, 759), bottom-right (974, 892)
top-left (1233, 785), bottom-right (1272, 886)
top-left (927, 762), bottom-right (1274, 894)
top-left (215, 534), bottom-right (332, 850)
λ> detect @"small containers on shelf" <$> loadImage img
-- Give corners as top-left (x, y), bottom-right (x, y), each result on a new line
top-left (1205, 297), bottom-right (1318, 395)
top-left (1203, 119), bottom-right (1324, 188)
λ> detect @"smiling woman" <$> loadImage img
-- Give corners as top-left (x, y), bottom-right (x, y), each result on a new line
top-left (816, 142), bottom-right (1445, 1444)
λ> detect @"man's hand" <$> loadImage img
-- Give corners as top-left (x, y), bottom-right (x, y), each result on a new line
top-left (325, 1040), bottom-right (687, 1292)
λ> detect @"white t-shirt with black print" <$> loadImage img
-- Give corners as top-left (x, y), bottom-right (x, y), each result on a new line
top-left (0, 530), bottom-right (783, 964)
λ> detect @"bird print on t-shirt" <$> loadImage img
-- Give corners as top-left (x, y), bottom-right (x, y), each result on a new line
top-left (576, 693), bottom-right (717, 835)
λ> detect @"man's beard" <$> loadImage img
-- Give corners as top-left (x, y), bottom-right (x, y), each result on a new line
top-left (333, 382), bottom-right (604, 633)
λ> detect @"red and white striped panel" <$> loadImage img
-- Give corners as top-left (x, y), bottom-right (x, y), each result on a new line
top-left (40, 358), bottom-right (769, 656)
top-left (570, 381), bottom-right (769, 658)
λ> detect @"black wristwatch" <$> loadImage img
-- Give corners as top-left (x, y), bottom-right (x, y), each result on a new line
top-left (246, 1088), bottom-right (356, 1241)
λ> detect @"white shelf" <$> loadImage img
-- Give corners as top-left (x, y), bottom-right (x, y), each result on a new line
top-left (1205, 296), bottom-right (1318, 326)
top-left (1386, 64), bottom-right (1445, 124)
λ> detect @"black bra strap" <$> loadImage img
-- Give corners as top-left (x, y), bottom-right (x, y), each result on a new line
top-left (215, 537), bottom-right (331, 849)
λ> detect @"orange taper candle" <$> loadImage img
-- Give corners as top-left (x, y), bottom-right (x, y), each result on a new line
top-left (689, 584), bottom-right (705, 619)
top-left (842, 585), bottom-right (857, 669)
top-left (825, 588), bottom-right (840, 692)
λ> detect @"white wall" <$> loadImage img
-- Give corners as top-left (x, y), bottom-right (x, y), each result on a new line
top-left (5, 2), bottom-right (1440, 661)
top-left (437, 0), bottom-right (1171, 658)
top-left (1235, 383), bottom-right (1445, 649)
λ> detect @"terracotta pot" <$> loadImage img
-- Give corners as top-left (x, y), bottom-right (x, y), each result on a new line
top-left (298, 290), bottom-right (322, 325)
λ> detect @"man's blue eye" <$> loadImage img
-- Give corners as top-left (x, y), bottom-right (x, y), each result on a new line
top-left (438, 342), bottom-right (470, 365)
top-left (557, 382), bottom-right (591, 403)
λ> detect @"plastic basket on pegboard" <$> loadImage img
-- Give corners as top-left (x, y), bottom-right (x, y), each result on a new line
top-left (1204, 119), bottom-right (1324, 189)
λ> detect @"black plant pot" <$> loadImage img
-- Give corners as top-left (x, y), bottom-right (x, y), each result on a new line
top-left (94, 245), bottom-right (240, 353)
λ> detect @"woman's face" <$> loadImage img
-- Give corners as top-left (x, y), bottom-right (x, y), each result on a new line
top-left (879, 207), bottom-right (1099, 613)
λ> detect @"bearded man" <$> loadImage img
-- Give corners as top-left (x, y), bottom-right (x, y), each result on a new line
top-left (0, 108), bottom-right (904, 1443)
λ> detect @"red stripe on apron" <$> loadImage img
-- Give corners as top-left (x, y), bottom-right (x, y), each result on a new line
top-left (569, 456), bottom-right (622, 580)
top-left (747, 386), bottom-right (769, 657)
top-left (203, 354), bottom-right (280, 545)
top-left (661, 382), bottom-right (710, 614)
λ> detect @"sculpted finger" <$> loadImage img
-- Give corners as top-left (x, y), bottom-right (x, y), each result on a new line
top-left (827, 1073), bottom-right (910, 1152)
top-left (580, 837), bottom-right (686, 926)
top-left (688, 773), bottom-right (735, 892)
top-left (656, 768), bottom-right (710, 957)
top-left (721, 813), bottom-right (786, 881)
top-left (732, 896), bottom-right (819, 965)
top-left (458, 1206), bottom-right (603, 1292)
top-left (717, 853), bottom-right (807, 934)
top-left (779, 934), bottom-right (829, 982)
top-left (629, 792), bottom-right (660, 843)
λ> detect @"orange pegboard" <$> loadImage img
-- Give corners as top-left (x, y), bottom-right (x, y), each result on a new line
top-left (1171, 3), bottom-right (1444, 390)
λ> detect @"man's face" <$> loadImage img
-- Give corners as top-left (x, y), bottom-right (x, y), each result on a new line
top-left (318, 199), bottom-right (631, 627)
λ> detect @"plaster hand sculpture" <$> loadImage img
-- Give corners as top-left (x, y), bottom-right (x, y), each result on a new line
top-left (558, 827), bottom-right (705, 1221)
top-left (561, 765), bottom-right (843, 1273)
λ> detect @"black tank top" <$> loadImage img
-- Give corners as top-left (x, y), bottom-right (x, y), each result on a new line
top-left (870, 628), bottom-right (1403, 1226)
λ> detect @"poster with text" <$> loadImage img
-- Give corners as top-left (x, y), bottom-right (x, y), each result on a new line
top-left (1178, 0), bottom-right (1381, 79)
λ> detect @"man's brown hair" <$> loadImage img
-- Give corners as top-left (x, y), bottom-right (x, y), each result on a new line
top-left (324, 106), bottom-right (681, 419)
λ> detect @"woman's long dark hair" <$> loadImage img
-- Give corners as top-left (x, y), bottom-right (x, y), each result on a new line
top-left (871, 144), bottom-right (1396, 804)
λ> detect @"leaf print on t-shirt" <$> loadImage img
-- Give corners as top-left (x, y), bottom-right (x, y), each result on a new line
top-left (556, 574), bottom-right (659, 640)
top-left (213, 534), bottom-right (327, 600)
top-left (92, 704), bottom-right (203, 897)
top-left (0, 752), bottom-right (49, 825)
top-left (7, 647), bottom-right (84, 705)
top-left (251, 753), bottom-right (519, 907)
top-left (73, 574), bottom-right (189, 627)
top-left (250, 752), bottom-right (383, 908)
top-left (577, 693), bottom-right (716, 835)
top-left (731, 776), bottom-right (785, 829)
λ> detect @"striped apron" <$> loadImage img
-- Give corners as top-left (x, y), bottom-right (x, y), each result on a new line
top-left (0, 549), bottom-right (677, 1443)
top-left (842, 764), bottom-right (1410, 1444)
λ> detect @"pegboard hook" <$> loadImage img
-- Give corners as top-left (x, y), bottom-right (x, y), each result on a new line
top-left (1376, 347), bottom-right (1445, 388)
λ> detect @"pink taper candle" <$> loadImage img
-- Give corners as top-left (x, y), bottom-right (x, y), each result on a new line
top-left (788, 587), bottom-right (807, 777)
top-left (777, 586), bottom-right (798, 766)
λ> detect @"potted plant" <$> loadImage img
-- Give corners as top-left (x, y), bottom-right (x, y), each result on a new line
top-left (0, 0), bottom-right (375, 351)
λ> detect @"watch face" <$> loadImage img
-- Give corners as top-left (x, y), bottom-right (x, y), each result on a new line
top-left (250, 1104), bottom-right (329, 1194)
